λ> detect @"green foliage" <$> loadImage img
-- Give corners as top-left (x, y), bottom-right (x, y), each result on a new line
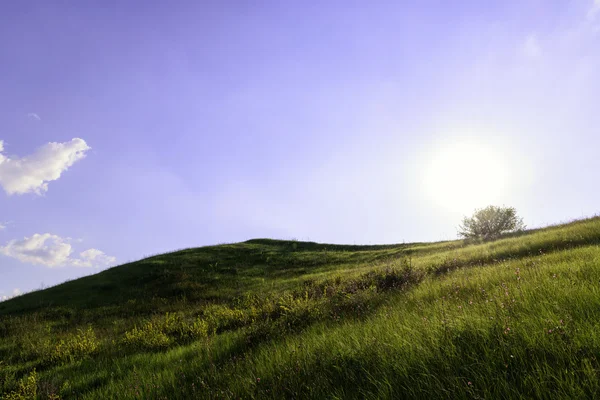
top-left (202, 305), bottom-right (248, 333)
top-left (1, 216), bottom-right (600, 398)
top-left (122, 312), bottom-right (208, 350)
top-left (122, 322), bottom-right (172, 350)
top-left (49, 326), bottom-right (99, 364)
top-left (459, 205), bottom-right (525, 239)
top-left (8, 325), bottom-right (99, 368)
top-left (1, 369), bottom-right (36, 400)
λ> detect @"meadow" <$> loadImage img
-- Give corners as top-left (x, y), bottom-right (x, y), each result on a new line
top-left (1, 217), bottom-right (600, 399)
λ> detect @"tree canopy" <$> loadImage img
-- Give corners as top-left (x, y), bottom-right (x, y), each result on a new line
top-left (458, 206), bottom-right (525, 239)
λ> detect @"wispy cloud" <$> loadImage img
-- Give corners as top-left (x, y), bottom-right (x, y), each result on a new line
top-left (0, 233), bottom-right (116, 268)
top-left (27, 112), bottom-right (41, 121)
top-left (587, 0), bottom-right (600, 21)
top-left (0, 223), bottom-right (5, 231)
top-left (0, 138), bottom-right (91, 195)
top-left (522, 34), bottom-right (542, 58)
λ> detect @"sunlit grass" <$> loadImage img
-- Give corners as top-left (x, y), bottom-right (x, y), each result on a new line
top-left (1, 217), bottom-right (600, 398)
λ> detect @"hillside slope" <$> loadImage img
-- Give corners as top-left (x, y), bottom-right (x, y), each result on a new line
top-left (1, 217), bottom-right (600, 399)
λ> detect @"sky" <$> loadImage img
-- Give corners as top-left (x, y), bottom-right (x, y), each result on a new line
top-left (1, 0), bottom-right (599, 299)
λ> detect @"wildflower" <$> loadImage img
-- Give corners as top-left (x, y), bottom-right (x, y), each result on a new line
top-left (257, 378), bottom-right (261, 383)
top-left (468, 381), bottom-right (472, 386)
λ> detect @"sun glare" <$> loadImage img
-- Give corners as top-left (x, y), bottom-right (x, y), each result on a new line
top-left (423, 139), bottom-right (512, 214)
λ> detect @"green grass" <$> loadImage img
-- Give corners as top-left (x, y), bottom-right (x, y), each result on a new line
top-left (1, 216), bottom-right (600, 399)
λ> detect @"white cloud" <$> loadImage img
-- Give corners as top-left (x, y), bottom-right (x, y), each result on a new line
top-left (0, 288), bottom-right (22, 302)
top-left (522, 34), bottom-right (542, 58)
top-left (72, 248), bottom-right (117, 268)
top-left (0, 138), bottom-right (91, 195)
top-left (0, 233), bottom-right (116, 268)
top-left (0, 223), bottom-right (5, 231)
top-left (27, 113), bottom-right (41, 121)
top-left (0, 234), bottom-right (72, 267)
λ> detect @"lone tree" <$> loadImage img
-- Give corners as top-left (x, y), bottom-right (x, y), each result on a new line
top-left (458, 205), bottom-right (525, 239)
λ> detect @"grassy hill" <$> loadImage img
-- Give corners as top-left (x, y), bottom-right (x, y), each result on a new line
top-left (2, 217), bottom-right (600, 399)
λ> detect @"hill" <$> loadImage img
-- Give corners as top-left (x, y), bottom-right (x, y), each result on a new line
top-left (1, 217), bottom-right (600, 399)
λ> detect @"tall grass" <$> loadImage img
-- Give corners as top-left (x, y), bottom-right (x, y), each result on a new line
top-left (1, 217), bottom-right (599, 399)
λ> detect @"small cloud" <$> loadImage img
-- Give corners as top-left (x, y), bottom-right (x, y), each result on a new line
top-left (0, 233), bottom-right (72, 267)
top-left (0, 288), bottom-right (22, 302)
top-left (0, 233), bottom-right (116, 268)
top-left (0, 223), bottom-right (5, 231)
top-left (522, 34), bottom-right (542, 58)
top-left (0, 138), bottom-right (91, 195)
top-left (72, 248), bottom-right (117, 268)
top-left (27, 113), bottom-right (41, 121)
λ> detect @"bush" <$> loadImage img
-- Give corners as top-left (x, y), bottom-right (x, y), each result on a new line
top-left (459, 206), bottom-right (525, 239)
top-left (2, 369), bottom-right (37, 400)
top-left (123, 322), bottom-right (172, 350)
top-left (202, 305), bottom-right (248, 333)
top-left (49, 326), bottom-right (99, 364)
top-left (15, 326), bottom-right (99, 366)
top-left (122, 313), bottom-right (209, 350)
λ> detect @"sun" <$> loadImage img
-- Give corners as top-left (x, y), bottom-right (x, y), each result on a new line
top-left (423, 139), bottom-right (512, 214)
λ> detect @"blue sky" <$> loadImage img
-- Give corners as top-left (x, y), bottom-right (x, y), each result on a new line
top-left (1, 0), bottom-right (599, 298)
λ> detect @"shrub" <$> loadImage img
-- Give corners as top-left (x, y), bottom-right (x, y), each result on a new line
top-left (202, 305), bottom-right (248, 333)
top-left (49, 326), bottom-right (99, 364)
top-left (177, 317), bottom-right (209, 340)
top-left (459, 205), bottom-right (525, 239)
top-left (2, 369), bottom-right (37, 400)
top-left (122, 322), bottom-right (172, 350)
top-left (15, 326), bottom-right (99, 366)
top-left (122, 313), bottom-right (209, 350)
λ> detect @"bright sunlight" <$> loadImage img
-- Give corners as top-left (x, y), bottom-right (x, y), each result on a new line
top-left (423, 139), bottom-right (513, 214)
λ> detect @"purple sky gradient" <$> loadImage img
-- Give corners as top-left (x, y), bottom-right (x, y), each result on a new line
top-left (1, 1), bottom-right (599, 297)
